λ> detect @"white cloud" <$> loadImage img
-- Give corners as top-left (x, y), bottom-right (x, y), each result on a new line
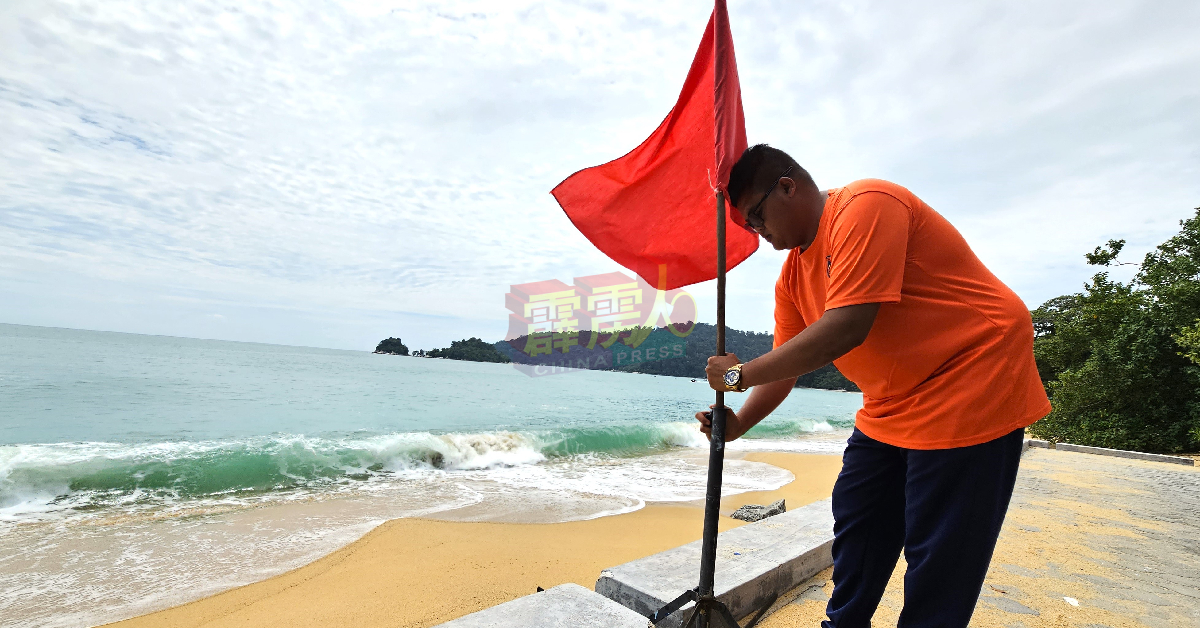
top-left (1, 0), bottom-right (1197, 349)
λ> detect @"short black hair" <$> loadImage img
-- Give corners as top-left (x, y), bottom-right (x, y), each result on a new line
top-left (727, 144), bottom-right (815, 209)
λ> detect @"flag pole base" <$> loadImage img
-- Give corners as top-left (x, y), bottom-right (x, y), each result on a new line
top-left (650, 588), bottom-right (776, 628)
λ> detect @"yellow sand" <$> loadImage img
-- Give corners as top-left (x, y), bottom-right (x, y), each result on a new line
top-left (105, 452), bottom-right (843, 628)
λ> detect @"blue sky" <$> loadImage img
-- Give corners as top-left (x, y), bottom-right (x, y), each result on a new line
top-left (1, 0), bottom-right (1198, 351)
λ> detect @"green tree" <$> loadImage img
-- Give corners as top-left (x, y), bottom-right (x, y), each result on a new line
top-left (429, 337), bottom-right (511, 363)
top-left (1029, 208), bottom-right (1200, 453)
top-left (374, 337), bottom-right (409, 355)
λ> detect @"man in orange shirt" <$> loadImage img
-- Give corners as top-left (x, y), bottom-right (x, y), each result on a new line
top-left (697, 144), bottom-right (1050, 628)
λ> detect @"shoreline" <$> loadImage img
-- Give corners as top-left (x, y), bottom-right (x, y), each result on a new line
top-left (102, 451), bottom-right (843, 628)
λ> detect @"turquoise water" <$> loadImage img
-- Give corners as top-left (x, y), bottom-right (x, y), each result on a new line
top-left (0, 323), bottom-right (860, 628)
top-left (0, 323), bottom-right (860, 517)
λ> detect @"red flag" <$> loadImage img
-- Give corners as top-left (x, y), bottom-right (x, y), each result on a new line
top-left (551, 0), bottom-right (755, 291)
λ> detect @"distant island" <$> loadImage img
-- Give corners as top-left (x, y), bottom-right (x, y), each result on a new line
top-left (373, 337), bottom-right (409, 355)
top-left (376, 323), bottom-right (858, 392)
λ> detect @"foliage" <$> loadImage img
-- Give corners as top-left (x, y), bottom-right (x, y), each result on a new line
top-left (428, 337), bottom-right (511, 363)
top-left (609, 323), bottom-right (771, 378)
top-left (374, 337), bottom-right (409, 355)
top-left (799, 364), bottom-right (860, 391)
top-left (1083, 238), bottom-right (1126, 266)
top-left (1029, 208), bottom-right (1200, 453)
top-left (492, 322), bottom-right (858, 391)
top-left (614, 322), bottom-right (858, 391)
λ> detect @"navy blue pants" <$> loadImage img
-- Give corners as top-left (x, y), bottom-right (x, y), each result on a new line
top-left (823, 427), bottom-right (1024, 628)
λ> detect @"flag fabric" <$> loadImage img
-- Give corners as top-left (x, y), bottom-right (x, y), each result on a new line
top-left (551, 0), bottom-right (756, 291)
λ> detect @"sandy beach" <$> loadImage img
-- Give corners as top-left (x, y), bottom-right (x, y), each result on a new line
top-left (103, 451), bottom-right (843, 628)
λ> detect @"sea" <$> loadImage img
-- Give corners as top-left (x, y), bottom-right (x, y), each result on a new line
top-left (0, 323), bottom-right (861, 628)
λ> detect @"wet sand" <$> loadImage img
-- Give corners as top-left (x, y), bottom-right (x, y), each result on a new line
top-left (104, 451), bottom-right (843, 628)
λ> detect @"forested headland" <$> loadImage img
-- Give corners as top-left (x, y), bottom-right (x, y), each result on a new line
top-left (595, 323), bottom-right (858, 391)
top-left (376, 323), bottom-right (857, 392)
top-left (428, 337), bottom-right (511, 363)
top-left (1030, 207), bottom-right (1200, 454)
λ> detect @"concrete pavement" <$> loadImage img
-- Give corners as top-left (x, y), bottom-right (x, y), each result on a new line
top-left (755, 447), bottom-right (1200, 628)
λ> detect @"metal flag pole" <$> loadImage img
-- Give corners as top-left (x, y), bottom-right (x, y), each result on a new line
top-left (700, 189), bottom-right (729, 602)
top-left (649, 191), bottom-right (775, 628)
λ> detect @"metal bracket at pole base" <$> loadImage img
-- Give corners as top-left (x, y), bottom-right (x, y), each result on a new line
top-left (650, 591), bottom-right (778, 628)
top-left (650, 588), bottom-right (697, 624)
top-left (678, 592), bottom-right (776, 628)
top-left (679, 595), bottom-right (739, 628)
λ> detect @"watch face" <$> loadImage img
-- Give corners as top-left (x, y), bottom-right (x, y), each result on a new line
top-left (723, 369), bottom-right (739, 386)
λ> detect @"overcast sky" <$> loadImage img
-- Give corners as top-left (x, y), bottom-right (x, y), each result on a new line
top-left (2, 0), bottom-right (1198, 351)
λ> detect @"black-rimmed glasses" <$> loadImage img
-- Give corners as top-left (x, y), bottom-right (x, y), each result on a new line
top-left (741, 165), bottom-right (794, 234)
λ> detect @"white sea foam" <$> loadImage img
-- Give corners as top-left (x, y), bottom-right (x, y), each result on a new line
top-left (463, 451), bottom-right (794, 506)
top-left (655, 421), bottom-right (711, 448)
top-left (431, 432), bottom-right (548, 469)
top-left (0, 431), bottom-right (554, 522)
top-left (1, 422), bottom-right (848, 522)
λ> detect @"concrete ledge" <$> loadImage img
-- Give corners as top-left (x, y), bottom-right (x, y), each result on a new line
top-left (433, 583), bottom-right (649, 628)
top-left (1055, 443), bottom-right (1195, 466)
top-left (1025, 439), bottom-right (1053, 450)
top-left (596, 498), bottom-right (834, 627)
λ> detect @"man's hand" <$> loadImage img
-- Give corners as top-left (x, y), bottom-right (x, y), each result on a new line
top-left (705, 353), bottom-right (741, 391)
top-left (694, 404), bottom-right (747, 441)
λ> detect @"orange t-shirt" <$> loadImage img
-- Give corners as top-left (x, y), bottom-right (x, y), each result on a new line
top-left (773, 179), bottom-right (1050, 449)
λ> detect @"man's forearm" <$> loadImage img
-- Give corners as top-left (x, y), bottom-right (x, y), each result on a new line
top-left (731, 377), bottom-right (797, 439)
top-left (740, 303), bottom-right (879, 389)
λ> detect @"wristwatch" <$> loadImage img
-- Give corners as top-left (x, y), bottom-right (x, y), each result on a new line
top-left (723, 363), bottom-right (747, 392)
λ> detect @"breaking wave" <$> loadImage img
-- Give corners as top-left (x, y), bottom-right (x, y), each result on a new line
top-left (0, 419), bottom-right (844, 520)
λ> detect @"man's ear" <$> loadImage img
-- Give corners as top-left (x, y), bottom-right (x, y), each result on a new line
top-left (780, 177), bottom-right (797, 198)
